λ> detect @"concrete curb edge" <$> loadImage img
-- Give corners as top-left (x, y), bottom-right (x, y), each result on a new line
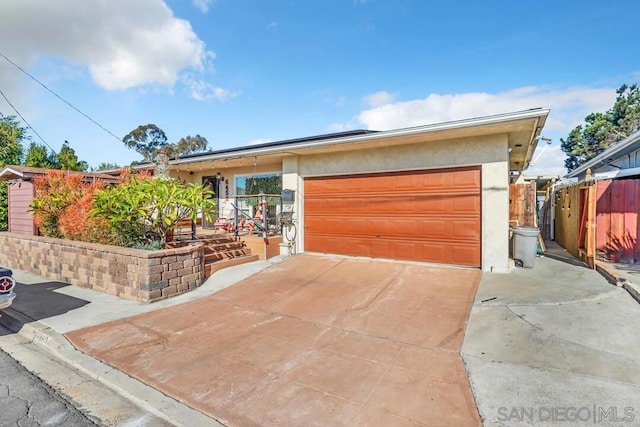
top-left (0, 307), bottom-right (224, 427)
top-left (596, 263), bottom-right (640, 303)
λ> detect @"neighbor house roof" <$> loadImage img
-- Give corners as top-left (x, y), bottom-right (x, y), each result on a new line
top-left (0, 165), bottom-right (120, 183)
top-left (566, 129), bottom-right (640, 179)
top-left (126, 109), bottom-right (550, 174)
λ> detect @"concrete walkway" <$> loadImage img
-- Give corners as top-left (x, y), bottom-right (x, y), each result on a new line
top-left (463, 243), bottom-right (640, 426)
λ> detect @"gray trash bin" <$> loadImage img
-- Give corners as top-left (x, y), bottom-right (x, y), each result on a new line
top-left (512, 226), bottom-right (540, 268)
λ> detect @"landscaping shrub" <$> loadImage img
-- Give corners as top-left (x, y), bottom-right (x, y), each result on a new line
top-left (57, 182), bottom-right (127, 245)
top-left (91, 176), bottom-right (216, 246)
top-left (30, 168), bottom-right (213, 249)
top-left (30, 171), bottom-right (85, 238)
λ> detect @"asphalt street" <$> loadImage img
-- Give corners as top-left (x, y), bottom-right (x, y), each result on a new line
top-left (0, 347), bottom-right (98, 426)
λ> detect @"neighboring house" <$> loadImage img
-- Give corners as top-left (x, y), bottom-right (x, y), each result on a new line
top-left (566, 129), bottom-right (640, 181)
top-left (554, 129), bottom-right (640, 265)
top-left (0, 166), bottom-right (118, 236)
top-left (158, 109), bottom-right (549, 273)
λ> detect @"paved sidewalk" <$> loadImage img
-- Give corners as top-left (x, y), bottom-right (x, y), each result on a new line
top-left (463, 242), bottom-right (640, 426)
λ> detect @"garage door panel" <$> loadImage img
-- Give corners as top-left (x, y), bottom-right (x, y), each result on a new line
top-left (306, 215), bottom-right (480, 241)
top-left (306, 174), bottom-right (479, 195)
top-left (306, 193), bottom-right (479, 216)
top-left (304, 167), bottom-right (481, 267)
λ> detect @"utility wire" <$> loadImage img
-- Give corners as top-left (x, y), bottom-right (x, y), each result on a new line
top-left (0, 51), bottom-right (122, 142)
top-left (0, 87), bottom-right (56, 153)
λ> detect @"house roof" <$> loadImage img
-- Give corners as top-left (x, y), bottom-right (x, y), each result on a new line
top-left (179, 129), bottom-right (379, 161)
top-left (127, 109), bottom-right (550, 174)
top-left (0, 165), bottom-right (120, 183)
top-left (566, 129), bottom-right (640, 178)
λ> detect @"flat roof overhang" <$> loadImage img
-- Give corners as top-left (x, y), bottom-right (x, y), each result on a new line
top-left (159, 109), bottom-right (549, 173)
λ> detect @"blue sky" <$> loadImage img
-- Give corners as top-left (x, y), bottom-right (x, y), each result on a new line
top-left (0, 0), bottom-right (638, 174)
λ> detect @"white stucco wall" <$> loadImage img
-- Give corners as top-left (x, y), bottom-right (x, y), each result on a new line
top-left (283, 133), bottom-right (511, 272)
top-left (297, 134), bottom-right (507, 177)
top-left (481, 161), bottom-right (510, 272)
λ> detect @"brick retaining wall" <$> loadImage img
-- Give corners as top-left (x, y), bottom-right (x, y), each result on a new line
top-left (0, 232), bottom-right (204, 303)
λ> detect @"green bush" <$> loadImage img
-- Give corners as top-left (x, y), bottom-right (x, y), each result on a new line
top-left (91, 177), bottom-right (216, 246)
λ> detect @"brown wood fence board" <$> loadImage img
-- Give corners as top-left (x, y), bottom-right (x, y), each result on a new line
top-left (610, 180), bottom-right (625, 262)
top-left (623, 180), bottom-right (637, 262)
top-left (596, 180), bottom-right (610, 260)
top-left (635, 180), bottom-right (640, 262)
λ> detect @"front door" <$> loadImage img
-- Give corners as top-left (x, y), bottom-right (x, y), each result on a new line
top-left (202, 176), bottom-right (220, 229)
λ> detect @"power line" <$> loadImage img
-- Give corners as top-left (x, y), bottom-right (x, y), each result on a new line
top-left (0, 51), bottom-right (122, 142)
top-left (0, 87), bottom-right (56, 153)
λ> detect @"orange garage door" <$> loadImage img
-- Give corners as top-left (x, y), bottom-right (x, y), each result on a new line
top-left (303, 167), bottom-right (481, 267)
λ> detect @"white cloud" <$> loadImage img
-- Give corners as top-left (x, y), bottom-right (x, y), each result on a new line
top-left (192, 0), bottom-right (214, 13)
top-left (362, 91), bottom-right (397, 107)
top-left (354, 86), bottom-right (616, 132)
top-left (0, 0), bottom-right (215, 93)
top-left (524, 143), bottom-right (565, 177)
top-left (183, 75), bottom-right (240, 101)
top-left (267, 22), bottom-right (279, 30)
top-left (333, 85), bottom-right (620, 177)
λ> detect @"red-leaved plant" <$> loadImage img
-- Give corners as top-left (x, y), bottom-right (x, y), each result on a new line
top-left (57, 182), bottom-right (119, 244)
top-left (31, 171), bottom-right (85, 238)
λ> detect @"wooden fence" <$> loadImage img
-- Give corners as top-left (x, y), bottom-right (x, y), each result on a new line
top-left (554, 178), bottom-right (640, 266)
top-left (554, 182), bottom-right (596, 267)
top-left (509, 181), bottom-right (537, 227)
top-left (595, 179), bottom-right (640, 263)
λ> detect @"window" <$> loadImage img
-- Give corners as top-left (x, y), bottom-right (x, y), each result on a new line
top-left (235, 173), bottom-right (282, 195)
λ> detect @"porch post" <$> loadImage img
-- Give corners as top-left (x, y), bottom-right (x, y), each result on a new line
top-left (281, 156), bottom-right (301, 255)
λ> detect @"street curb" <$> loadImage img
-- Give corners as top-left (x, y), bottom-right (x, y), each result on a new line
top-left (596, 263), bottom-right (640, 303)
top-left (0, 307), bottom-right (224, 427)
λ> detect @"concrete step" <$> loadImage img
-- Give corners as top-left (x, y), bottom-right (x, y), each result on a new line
top-left (203, 242), bottom-right (247, 253)
top-left (204, 248), bottom-right (251, 263)
top-left (204, 254), bottom-right (260, 277)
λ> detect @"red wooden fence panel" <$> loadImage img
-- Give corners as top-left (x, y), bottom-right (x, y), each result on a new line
top-left (596, 178), bottom-right (640, 264)
top-left (623, 180), bottom-right (637, 262)
top-left (596, 180), bottom-right (610, 260)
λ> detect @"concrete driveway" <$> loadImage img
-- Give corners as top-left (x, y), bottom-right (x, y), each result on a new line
top-left (67, 254), bottom-right (481, 426)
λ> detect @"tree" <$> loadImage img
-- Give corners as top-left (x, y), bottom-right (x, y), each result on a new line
top-left (122, 124), bottom-right (168, 163)
top-left (0, 115), bottom-right (26, 166)
top-left (173, 135), bottom-right (209, 156)
top-left (58, 140), bottom-right (88, 171)
top-left (122, 124), bottom-right (209, 162)
top-left (94, 162), bottom-right (121, 171)
top-left (25, 142), bottom-right (58, 169)
top-left (0, 115), bottom-right (27, 231)
top-left (561, 84), bottom-right (640, 171)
